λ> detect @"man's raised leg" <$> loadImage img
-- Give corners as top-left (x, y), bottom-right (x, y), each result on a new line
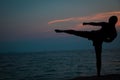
top-left (55, 29), bottom-right (92, 39)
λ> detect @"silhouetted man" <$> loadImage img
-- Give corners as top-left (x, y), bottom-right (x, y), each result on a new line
top-left (54, 16), bottom-right (118, 76)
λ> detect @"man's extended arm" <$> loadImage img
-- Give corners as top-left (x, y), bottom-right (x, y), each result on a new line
top-left (83, 22), bottom-right (105, 26)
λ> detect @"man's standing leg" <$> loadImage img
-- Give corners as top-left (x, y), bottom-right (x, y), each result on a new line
top-left (94, 44), bottom-right (102, 76)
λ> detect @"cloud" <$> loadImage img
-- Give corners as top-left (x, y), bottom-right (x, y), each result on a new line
top-left (48, 11), bottom-right (120, 30)
top-left (48, 18), bottom-right (75, 24)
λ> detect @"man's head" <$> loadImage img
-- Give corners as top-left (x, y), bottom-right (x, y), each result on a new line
top-left (109, 16), bottom-right (118, 24)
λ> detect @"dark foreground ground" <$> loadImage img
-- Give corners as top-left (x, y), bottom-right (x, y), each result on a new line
top-left (70, 74), bottom-right (120, 80)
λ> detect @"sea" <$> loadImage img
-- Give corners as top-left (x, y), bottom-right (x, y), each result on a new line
top-left (0, 49), bottom-right (120, 80)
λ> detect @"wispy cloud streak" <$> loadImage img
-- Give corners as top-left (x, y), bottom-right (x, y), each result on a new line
top-left (48, 18), bottom-right (75, 24)
top-left (48, 11), bottom-right (120, 29)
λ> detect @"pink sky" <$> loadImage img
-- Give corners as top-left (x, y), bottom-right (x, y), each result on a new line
top-left (48, 11), bottom-right (120, 30)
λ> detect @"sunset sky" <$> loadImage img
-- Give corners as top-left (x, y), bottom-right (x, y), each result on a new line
top-left (0, 0), bottom-right (120, 53)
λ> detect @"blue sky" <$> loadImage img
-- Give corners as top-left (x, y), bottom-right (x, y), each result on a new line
top-left (0, 0), bottom-right (120, 53)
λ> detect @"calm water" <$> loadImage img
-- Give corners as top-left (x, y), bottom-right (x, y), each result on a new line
top-left (0, 50), bottom-right (120, 80)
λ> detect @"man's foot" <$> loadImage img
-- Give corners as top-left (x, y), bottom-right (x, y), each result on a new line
top-left (55, 29), bottom-right (63, 33)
